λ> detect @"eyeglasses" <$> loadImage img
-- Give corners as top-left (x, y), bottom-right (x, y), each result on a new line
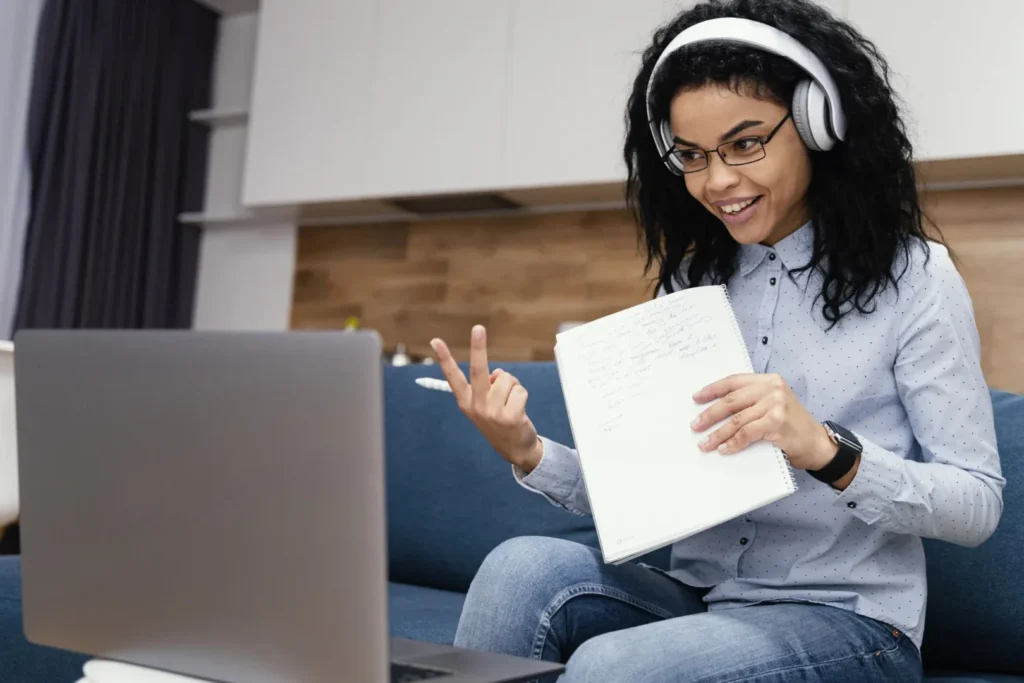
top-left (663, 112), bottom-right (792, 174)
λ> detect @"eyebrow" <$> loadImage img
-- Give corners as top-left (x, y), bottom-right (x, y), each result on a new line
top-left (672, 119), bottom-right (766, 149)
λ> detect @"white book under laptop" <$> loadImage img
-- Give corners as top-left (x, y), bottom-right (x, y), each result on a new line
top-left (553, 284), bottom-right (798, 564)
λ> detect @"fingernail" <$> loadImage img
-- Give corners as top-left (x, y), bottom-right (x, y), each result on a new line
top-left (472, 325), bottom-right (483, 341)
top-left (690, 416), bottom-right (701, 429)
top-left (718, 443), bottom-right (729, 453)
top-left (699, 436), bottom-right (710, 449)
top-left (429, 339), bottom-right (440, 352)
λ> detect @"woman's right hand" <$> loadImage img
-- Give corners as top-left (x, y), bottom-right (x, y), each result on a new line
top-left (430, 325), bottom-right (544, 474)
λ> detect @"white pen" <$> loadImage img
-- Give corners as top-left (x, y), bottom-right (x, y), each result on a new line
top-left (415, 377), bottom-right (453, 393)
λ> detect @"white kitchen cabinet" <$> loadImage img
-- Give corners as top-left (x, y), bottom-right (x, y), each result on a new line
top-left (502, 0), bottom-right (681, 190)
top-left (240, 0), bottom-right (1022, 212)
top-left (367, 0), bottom-right (512, 198)
top-left (846, 0), bottom-right (1024, 160)
top-left (500, 0), bottom-right (849, 192)
top-left (242, 0), bottom-right (379, 207)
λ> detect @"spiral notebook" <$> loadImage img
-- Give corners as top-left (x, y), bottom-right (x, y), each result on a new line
top-left (553, 284), bottom-right (798, 564)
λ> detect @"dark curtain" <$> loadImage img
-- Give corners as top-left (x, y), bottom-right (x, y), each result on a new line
top-left (13, 0), bottom-right (217, 331)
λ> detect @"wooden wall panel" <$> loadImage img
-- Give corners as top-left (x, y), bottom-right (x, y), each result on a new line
top-left (292, 210), bottom-right (651, 362)
top-left (924, 188), bottom-right (1024, 393)
top-left (292, 187), bottom-right (1024, 392)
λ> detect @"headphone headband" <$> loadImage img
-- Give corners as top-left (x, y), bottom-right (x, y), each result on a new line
top-left (645, 17), bottom-right (846, 168)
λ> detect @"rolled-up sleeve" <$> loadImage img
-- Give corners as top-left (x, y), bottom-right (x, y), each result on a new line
top-left (835, 246), bottom-right (1005, 547)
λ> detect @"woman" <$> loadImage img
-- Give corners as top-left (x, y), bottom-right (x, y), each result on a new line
top-left (429, 0), bottom-right (1004, 680)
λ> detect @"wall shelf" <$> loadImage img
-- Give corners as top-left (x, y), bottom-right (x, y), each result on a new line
top-left (189, 106), bottom-right (249, 125)
top-left (193, 0), bottom-right (260, 16)
top-left (179, 205), bottom-right (297, 227)
top-left (179, 210), bottom-right (257, 226)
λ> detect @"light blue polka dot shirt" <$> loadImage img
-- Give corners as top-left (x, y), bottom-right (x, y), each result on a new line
top-left (517, 221), bottom-right (1005, 648)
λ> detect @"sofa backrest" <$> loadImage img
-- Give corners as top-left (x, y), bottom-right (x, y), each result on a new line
top-left (919, 389), bottom-right (1022, 674)
top-left (384, 362), bottom-right (598, 593)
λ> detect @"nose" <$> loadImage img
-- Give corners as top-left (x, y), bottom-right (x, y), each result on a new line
top-left (704, 153), bottom-right (741, 194)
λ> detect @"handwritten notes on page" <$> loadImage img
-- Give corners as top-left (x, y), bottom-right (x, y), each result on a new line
top-left (552, 285), bottom-right (797, 564)
top-left (556, 285), bottom-right (749, 438)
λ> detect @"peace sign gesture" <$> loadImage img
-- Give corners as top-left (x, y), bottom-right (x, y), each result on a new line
top-left (429, 325), bottom-right (544, 473)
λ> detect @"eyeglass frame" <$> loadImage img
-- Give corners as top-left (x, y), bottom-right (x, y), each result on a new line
top-left (662, 111), bottom-right (793, 174)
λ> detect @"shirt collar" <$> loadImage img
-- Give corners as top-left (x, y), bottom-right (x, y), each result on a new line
top-left (737, 220), bottom-right (816, 279)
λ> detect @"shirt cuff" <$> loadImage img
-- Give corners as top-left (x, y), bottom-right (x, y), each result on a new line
top-left (833, 433), bottom-right (904, 525)
top-left (512, 436), bottom-right (582, 505)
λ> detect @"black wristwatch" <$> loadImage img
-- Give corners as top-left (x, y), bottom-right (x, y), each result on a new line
top-left (808, 421), bottom-right (862, 485)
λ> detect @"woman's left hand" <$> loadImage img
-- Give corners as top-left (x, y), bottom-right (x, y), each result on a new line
top-left (691, 373), bottom-right (837, 471)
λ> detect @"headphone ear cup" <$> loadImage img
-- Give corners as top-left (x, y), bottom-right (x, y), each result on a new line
top-left (659, 120), bottom-right (684, 174)
top-left (791, 80), bottom-right (821, 151)
top-left (792, 79), bottom-right (835, 152)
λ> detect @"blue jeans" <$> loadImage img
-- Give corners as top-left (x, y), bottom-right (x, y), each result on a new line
top-left (453, 537), bottom-right (923, 682)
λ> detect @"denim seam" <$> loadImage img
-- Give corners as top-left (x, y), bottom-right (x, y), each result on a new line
top-left (716, 631), bottom-right (907, 683)
top-left (530, 582), bottom-right (676, 660)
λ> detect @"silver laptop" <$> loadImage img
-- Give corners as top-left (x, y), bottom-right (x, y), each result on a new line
top-left (14, 330), bottom-right (563, 683)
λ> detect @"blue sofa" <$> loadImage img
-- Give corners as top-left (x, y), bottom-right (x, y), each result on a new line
top-left (1, 362), bottom-right (1021, 682)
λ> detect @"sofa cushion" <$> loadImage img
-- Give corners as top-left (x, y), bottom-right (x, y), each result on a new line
top-left (920, 390), bottom-right (1023, 674)
top-left (1, 556), bottom-right (89, 682)
top-left (388, 582), bottom-right (465, 646)
top-left (385, 363), bottom-right (598, 593)
top-left (925, 673), bottom-right (1024, 683)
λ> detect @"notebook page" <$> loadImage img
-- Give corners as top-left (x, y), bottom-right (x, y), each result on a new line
top-left (554, 285), bottom-right (796, 563)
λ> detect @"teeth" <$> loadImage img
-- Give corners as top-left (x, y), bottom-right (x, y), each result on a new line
top-left (722, 198), bottom-right (755, 214)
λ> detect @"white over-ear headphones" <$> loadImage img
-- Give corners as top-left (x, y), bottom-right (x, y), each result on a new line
top-left (646, 17), bottom-right (847, 175)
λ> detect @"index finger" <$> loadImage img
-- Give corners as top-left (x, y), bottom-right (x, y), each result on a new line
top-left (693, 373), bottom-right (758, 403)
top-left (469, 324), bottom-right (491, 400)
top-left (429, 337), bottom-right (470, 400)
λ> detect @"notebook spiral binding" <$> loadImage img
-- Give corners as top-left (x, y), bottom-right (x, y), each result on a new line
top-left (779, 451), bottom-right (800, 493)
top-left (718, 284), bottom-right (799, 493)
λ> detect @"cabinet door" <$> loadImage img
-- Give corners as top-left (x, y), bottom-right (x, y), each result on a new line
top-left (242, 0), bottom-right (379, 207)
top-left (847, 0), bottom-right (1024, 160)
top-left (367, 0), bottom-right (511, 198)
top-left (502, 0), bottom-right (677, 189)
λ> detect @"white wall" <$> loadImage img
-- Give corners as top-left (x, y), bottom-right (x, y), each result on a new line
top-left (0, 0), bottom-right (43, 340)
top-left (191, 10), bottom-right (298, 331)
top-left (193, 225), bottom-right (296, 330)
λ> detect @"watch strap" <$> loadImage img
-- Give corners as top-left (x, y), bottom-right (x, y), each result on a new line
top-left (808, 421), bottom-right (862, 485)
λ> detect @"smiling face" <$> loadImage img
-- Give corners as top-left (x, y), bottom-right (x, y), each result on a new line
top-left (669, 82), bottom-right (813, 246)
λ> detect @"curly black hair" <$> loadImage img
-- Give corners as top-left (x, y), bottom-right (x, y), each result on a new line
top-left (625, 0), bottom-right (941, 325)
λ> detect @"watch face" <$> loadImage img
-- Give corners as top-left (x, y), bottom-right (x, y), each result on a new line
top-left (826, 421), bottom-right (861, 451)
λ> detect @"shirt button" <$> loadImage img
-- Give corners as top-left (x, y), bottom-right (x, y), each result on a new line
top-left (768, 253), bottom-right (777, 261)
top-left (770, 277), bottom-right (777, 286)
top-left (739, 537), bottom-right (749, 545)
top-left (761, 336), bottom-right (768, 345)
top-left (847, 502), bottom-right (857, 509)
